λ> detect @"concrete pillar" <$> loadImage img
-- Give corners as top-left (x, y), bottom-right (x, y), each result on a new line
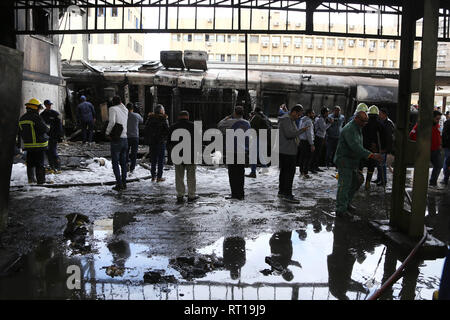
top-left (391, 0), bottom-right (416, 230)
top-left (0, 45), bottom-right (24, 232)
top-left (410, 0), bottom-right (440, 238)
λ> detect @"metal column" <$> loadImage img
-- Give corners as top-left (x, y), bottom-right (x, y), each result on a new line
top-left (390, 0), bottom-right (416, 231)
top-left (409, 0), bottom-right (440, 238)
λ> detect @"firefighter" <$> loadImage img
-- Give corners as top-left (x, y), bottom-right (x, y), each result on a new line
top-left (18, 98), bottom-right (49, 184)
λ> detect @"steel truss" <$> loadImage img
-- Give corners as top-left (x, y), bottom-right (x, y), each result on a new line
top-left (11, 1), bottom-right (450, 41)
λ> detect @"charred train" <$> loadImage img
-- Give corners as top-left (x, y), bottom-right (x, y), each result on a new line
top-left (61, 60), bottom-right (399, 140)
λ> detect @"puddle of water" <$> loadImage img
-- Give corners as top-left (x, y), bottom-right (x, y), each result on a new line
top-left (0, 213), bottom-right (447, 300)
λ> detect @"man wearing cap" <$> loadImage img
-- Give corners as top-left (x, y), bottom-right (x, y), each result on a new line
top-left (41, 99), bottom-right (63, 173)
top-left (18, 98), bottom-right (49, 184)
top-left (334, 111), bottom-right (382, 217)
top-left (76, 95), bottom-right (96, 145)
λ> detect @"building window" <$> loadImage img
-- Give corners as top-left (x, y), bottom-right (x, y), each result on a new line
top-left (357, 59), bottom-right (365, 66)
top-left (283, 56), bottom-right (290, 64)
top-left (71, 34), bottom-right (77, 44)
top-left (348, 39), bottom-right (355, 47)
top-left (283, 37), bottom-right (291, 47)
top-left (238, 54), bottom-right (246, 62)
top-left (305, 37), bottom-right (313, 48)
top-left (315, 57), bottom-right (323, 65)
top-left (316, 38), bottom-right (324, 48)
top-left (294, 37), bottom-right (302, 47)
top-left (304, 56), bottom-right (313, 64)
top-left (389, 41), bottom-right (396, 49)
top-left (88, 34), bottom-right (92, 44)
top-left (358, 40), bottom-right (366, 47)
top-left (326, 57), bottom-right (334, 65)
top-left (216, 35), bottom-right (225, 42)
top-left (111, 8), bottom-right (118, 17)
top-left (128, 35), bottom-right (132, 48)
top-left (369, 40), bottom-right (376, 49)
top-left (336, 58), bottom-right (343, 66)
top-left (194, 34), bottom-right (203, 41)
top-left (97, 34), bottom-right (104, 44)
top-left (128, 9), bottom-right (131, 21)
top-left (379, 41), bottom-right (386, 48)
top-left (171, 34), bottom-right (178, 41)
top-left (271, 55), bottom-right (280, 63)
top-left (136, 17), bottom-right (139, 29)
top-left (378, 60), bottom-right (385, 67)
top-left (250, 35), bottom-right (259, 43)
top-left (368, 59), bottom-right (375, 66)
top-left (112, 33), bottom-right (119, 44)
top-left (389, 60), bottom-right (396, 68)
top-left (97, 8), bottom-right (105, 16)
top-left (205, 34), bottom-right (215, 42)
top-left (338, 39), bottom-right (345, 48)
top-left (208, 54), bottom-right (214, 61)
top-left (327, 38), bottom-right (335, 48)
top-left (239, 35), bottom-right (246, 43)
top-left (293, 56), bottom-right (302, 64)
top-left (249, 54), bottom-right (258, 63)
top-left (260, 55), bottom-right (269, 63)
top-left (184, 34), bottom-right (193, 42)
top-left (227, 35), bottom-right (237, 43)
top-left (347, 58), bottom-right (354, 66)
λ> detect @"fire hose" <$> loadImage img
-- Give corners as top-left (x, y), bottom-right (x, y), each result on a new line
top-left (367, 225), bottom-right (428, 300)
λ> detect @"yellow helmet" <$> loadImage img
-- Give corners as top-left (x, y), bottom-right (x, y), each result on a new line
top-left (25, 98), bottom-right (42, 110)
top-left (368, 105), bottom-right (379, 115)
top-left (355, 102), bottom-right (369, 114)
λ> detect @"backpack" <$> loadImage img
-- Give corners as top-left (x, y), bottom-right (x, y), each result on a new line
top-left (109, 123), bottom-right (123, 141)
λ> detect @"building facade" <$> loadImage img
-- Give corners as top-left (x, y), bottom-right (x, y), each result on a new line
top-left (60, 6), bottom-right (145, 61)
top-left (169, 11), bottom-right (427, 69)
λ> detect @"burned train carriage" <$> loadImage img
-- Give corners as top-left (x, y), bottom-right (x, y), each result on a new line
top-left (62, 62), bottom-right (399, 140)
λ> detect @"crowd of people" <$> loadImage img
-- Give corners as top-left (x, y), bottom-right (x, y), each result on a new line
top-left (16, 96), bottom-right (450, 214)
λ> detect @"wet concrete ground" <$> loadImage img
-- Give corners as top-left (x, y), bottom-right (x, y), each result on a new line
top-left (1, 158), bottom-right (449, 300)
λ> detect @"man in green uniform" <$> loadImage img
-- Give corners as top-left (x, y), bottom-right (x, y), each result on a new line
top-left (334, 111), bottom-right (382, 217)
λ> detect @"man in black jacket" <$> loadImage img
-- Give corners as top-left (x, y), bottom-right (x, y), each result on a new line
top-left (18, 98), bottom-right (49, 184)
top-left (168, 110), bottom-right (200, 203)
top-left (374, 108), bottom-right (395, 186)
top-left (442, 115), bottom-right (450, 185)
top-left (40, 99), bottom-right (63, 172)
top-left (144, 104), bottom-right (169, 182)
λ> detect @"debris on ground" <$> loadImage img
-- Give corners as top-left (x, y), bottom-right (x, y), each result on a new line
top-left (103, 265), bottom-right (125, 277)
top-left (169, 254), bottom-right (224, 280)
top-left (143, 270), bottom-right (177, 284)
top-left (63, 213), bottom-right (91, 254)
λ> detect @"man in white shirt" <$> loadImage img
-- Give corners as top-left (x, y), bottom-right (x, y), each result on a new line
top-left (298, 109), bottom-right (316, 178)
top-left (106, 95), bottom-right (129, 191)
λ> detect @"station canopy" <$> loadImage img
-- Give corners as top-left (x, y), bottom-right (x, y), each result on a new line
top-left (10, 0), bottom-right (450, 41)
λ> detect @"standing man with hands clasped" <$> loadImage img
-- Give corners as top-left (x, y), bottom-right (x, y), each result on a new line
top-left (277, 104), bottom-right (310, 203)
top-left (334, 110), bottom-right (382, 218)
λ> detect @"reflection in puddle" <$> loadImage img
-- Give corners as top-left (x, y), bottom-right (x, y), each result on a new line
top-left (0, 215), bottom-right (446, 300)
